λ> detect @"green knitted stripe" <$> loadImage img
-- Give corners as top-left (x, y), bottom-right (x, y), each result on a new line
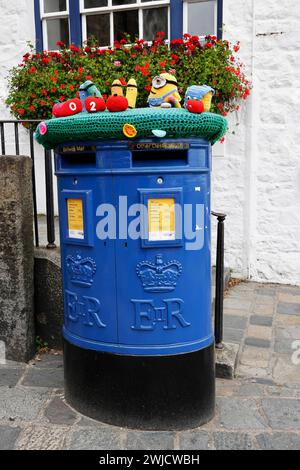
top-left (35, 108), bottom-right (227, 149)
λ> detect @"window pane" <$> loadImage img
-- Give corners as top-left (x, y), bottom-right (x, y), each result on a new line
top-left (141, 0), bottom-right (162, 2)
top-left (47, 18), bottom-right (69, 50)
top-left (114, 10), bottom-right (139, 42)
top-left (143, 7), bottom-right (168, 41)
top-left (44, 0), bottom-right (67, 13)
top-left (84, 0), bottom-right (108, 8)
top-left (112, 1), bottom-right (136, 5)
top-left (87, 14), bottom-right (110, 46)
top-left (187, 1), bottom-right (216, 36)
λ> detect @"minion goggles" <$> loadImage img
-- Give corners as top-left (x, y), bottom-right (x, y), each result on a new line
top-left (152, 75), bottom-right (178, 89)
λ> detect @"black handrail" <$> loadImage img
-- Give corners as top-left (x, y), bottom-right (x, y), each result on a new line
top-left (212, 211), bottom-right (227, 349)
top-left (0, 119), bottom-right (56, 249)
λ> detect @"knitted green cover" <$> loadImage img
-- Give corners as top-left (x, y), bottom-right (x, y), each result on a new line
top-left (35, 108), bottom-right (227, 149)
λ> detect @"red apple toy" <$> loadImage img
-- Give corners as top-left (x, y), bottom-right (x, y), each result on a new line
top-left (106, 95), bottom-right (129, 113)
top-left (85, 96), bottom-right (106, 113)
top-left (185, 99), bottom-right (204, 114)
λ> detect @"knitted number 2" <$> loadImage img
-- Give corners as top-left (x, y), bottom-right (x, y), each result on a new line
top-left (90, 101), bottom-right (96, 112)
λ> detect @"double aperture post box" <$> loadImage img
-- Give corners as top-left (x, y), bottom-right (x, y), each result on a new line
top-left (55, 137), bottom-right (215, 430)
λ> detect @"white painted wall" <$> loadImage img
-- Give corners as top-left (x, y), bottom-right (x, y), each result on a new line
top-left (211, 0), bottom-right (300, 285)
top-left (0, 0), bottom-right (299, 284)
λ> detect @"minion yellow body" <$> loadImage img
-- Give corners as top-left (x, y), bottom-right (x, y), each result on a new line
top-left (148, 73), bottom-right (181, 109)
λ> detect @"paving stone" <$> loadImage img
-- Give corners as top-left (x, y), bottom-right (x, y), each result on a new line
top-left (278, 293), bottom-right (300, 304)
top-left (216, 379), bottom-right (241, 397)
top-left (274, 339), bottom-right (294, 354)
top-left (245, 337), bottom-right (271, 348)
top-left (277, 302), bottom-right (300, 316)
top-left (272, 356), bottom-right (300, 385)
top-left (252, 378), bottom-right (275, 386)
top-left (69, 428), bottom-right (123, 450)
top-left (250, 315), bottom-right (273, 327)
top-left (237, 365), bottom-right (271, 380)
top-left (251, 304), bottom-right (274, 316)
top-left (22, 367), bottom-right (64, 388)
top-left (126, 431), bottom-right (175, 450)
top-left (178, 431), bottom-right (211, 450)
top-left (275, 326), bottom-right (300, 340)
top-left (223, 308), bottom-right (249, 317)
top-left (223, 328), bottom-right (244, 343)
top-left (255, 287), bottom-right (276, 297)
top-left (44, 397), bottom-right (77, 425)
top-left (247, 325), bottom-right (272, 340)
top-left (224, 298), bottom-right (252, 311)
top-left (217, 398), bottom-right (267, 430)
top-left (224, 315), bottom-right (248, 330)
top-left (240, 346), bottom-right (270, 369)
top-left (256, 432), bottom-right (300, 450)
top-left (31, 354), bottom-right (63, 369)
top-left (0, 367), bottom-right (25, 387)
top-left (276, 314), bottom-right (300, 327)
top-left (0, 426), bottom-right (22, 450)
top-left (255, 295), bottom-right (276, 306)
top-left (265, 386), bottom-right (298, 398)
top-left (0, 387), bottom-right (50, 421)
top-left (238, 383), bottom-right (265, 397)
top-left (278, 287), bottom-right (300, 296)
top-left (262, 399), bottom-right (300, 430)
top-left (213, 432), bottom-right (255, 450)
top-left (230, 283), bottom-right (256, 292)
top-left (17, 426), bottom-right (68, 450)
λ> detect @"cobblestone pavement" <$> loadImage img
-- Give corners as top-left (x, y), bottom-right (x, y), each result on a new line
top-left (0, 282), bottom-right (300, 450)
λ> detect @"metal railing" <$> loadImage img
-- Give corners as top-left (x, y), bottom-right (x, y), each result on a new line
top-left (0, 119), bottom-right (226, 346)
top-left (0, 120), bottom-right (56, 249)
top-left (212, 211), bottom-right (227, 349)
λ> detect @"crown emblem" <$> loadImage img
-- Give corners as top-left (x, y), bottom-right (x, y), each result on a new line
top-left (66, 253), bottom-right (97, 287)
top-left (136, 255), bottom-right (182, 293)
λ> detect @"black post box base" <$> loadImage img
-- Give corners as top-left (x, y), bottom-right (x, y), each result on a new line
top-left (63, 340), bottom-right (215, 431)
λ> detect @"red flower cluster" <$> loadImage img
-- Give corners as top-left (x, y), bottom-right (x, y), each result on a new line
top-left (8, 32), bottom-right (251, 122)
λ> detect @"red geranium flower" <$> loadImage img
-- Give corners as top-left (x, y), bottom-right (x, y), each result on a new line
top-left (18, 108), bottom-right (25, 115)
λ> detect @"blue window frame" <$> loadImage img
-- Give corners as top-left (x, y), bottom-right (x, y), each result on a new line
top-left (34, 0), bottom-right (223, 51)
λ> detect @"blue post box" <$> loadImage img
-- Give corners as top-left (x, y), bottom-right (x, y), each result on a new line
top-left (55, 137), bottom-right (215, 430)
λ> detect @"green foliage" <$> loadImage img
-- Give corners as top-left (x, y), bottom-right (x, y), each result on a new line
top-left (6, 33), bottom-right (250, 121)
top-left (35, 336), bottom-right (49, 352)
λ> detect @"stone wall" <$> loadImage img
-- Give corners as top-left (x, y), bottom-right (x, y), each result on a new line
top-left (0, 156), bottom-right (35, 361)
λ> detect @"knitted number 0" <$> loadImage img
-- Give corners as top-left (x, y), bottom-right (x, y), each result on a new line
top-left (69, 102), bottom-right (77, 112)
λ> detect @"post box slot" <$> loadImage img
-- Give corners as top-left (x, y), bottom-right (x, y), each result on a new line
top-left (60, 152), bottom-right (97, 169)
top-left (132, 150), bottom-right (188, 167)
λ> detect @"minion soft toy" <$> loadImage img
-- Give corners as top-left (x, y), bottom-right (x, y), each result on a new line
top-left (148, 73), bottom-right (181, 109)
top-left (184, 85), bottom-right (215, 113)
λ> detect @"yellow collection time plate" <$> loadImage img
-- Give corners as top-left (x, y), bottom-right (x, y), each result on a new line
top-left (67, 198), bottom-right (84, 240)
top-left (148, 198), bottom-right (176, 241)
